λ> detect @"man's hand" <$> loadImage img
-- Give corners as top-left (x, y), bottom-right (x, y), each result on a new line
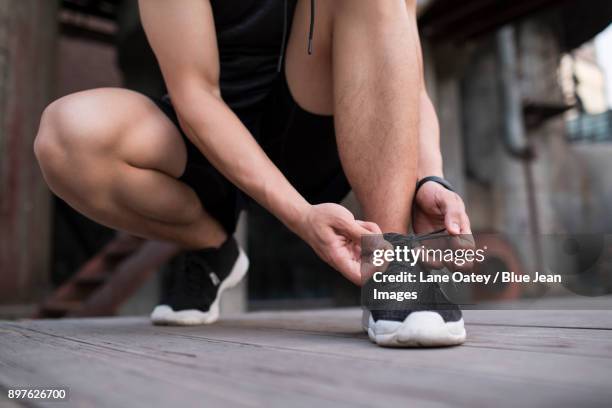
top-left (413, 181), bottom-right (474, 270)
top-left (413, 182), bottom-right (471, 235)
top-left (298, 203), bottom-right (381, 286)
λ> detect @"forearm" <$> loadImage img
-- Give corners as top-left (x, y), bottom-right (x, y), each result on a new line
top-left (139, 1), bottom-right (310, 235)
top-left (174, 88), bottom-right (310, 234)
top-left (418, 89), bottom-right (444, 179)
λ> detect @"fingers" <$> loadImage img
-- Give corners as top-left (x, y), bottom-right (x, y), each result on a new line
top-left (438, 191), bottom-right (471, 235)
top-left (333, 251), bottom-right (363, 286)
top-left (344, 262), bottom-right (363, 286)
top-left (460, 211), bottom-right (472, 235)
top-left (356, 220), bottom-right (382, 234)
top-left (337, 220), bottom-right (381, 285)
top-left (441, 195), bottom-right (474, 270)
top-left (338, 216), bottom-right (380, 243)
top-left (343, 222), bottom-right (370, 243)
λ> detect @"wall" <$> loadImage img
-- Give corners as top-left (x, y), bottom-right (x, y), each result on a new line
top-left (0, 0), bottom-right (57, 315)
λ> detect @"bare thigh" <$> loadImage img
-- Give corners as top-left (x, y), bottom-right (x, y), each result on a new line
top-left (284, 0), bottom-right (418, 116)
top-left (40, 88), bottom-right (186, 177)
top-left (285, 0), bottom-right (335, 116)
top-left (35, 87), bottom-right (198, 223)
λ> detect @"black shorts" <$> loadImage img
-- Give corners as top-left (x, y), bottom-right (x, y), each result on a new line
top-left (152, 72), bottom-right (350, 234)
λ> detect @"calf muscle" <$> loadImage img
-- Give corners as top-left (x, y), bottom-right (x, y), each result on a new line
top-left (332, 2), bottom-right (421, 233)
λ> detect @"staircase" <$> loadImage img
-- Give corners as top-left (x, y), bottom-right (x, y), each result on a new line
top-left (36, 233), bottom-right (179, 318)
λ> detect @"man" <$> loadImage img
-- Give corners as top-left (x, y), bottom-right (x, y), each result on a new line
top-left (34, 0), bottom-right (471, 347)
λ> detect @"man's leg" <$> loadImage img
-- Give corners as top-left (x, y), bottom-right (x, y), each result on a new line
top-left (34, 88), bottom-right (227, 248)
top-left (286, 0), bottom-right (467, 347)
top-left (286, 0), bottom-right (422, 233)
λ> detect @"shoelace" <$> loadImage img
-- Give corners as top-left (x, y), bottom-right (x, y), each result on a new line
top-left (378, 229), bottom-right (461, 304)
top-left (407, 229), bottom-right (463, 295)
top-left (412, 228), bottom-right (450, 244)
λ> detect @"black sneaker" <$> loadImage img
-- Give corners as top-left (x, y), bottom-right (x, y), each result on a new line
top-left (363, 232), bottom-right (466, 347)
top-left (150, 237), bottom-right (249, 326)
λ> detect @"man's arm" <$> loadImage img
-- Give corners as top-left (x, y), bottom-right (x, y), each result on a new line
top-left (139, 0), bottom-right (309, 232)
top-left (405, 11), bottom-right (469, 235)
top-left (418, 90), bottom-right (443, 179)
top-left (414, 86), bottom-right (472, 235)
top-left (138, 0), bottom-right (375, 283)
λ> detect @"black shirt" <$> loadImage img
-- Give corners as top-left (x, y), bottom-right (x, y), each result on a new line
top-left (210, 0), bottom-right (297, 110)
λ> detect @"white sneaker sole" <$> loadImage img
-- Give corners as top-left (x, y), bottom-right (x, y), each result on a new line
top-left (150, 248), bottom-right (249, 326)
top-left (365, 310), bottom-right (466, 347)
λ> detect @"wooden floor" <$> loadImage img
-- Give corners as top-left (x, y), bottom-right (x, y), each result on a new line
top-left (1, 299), bottom-right (612, 407)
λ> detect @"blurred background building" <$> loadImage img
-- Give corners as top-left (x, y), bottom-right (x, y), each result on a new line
top-left (1, 0), bottom-right (611, 318)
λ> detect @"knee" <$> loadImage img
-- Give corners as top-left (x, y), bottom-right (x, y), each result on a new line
top-left (34, 95), bottom-right (111, 191)
top-left (34, 99), bottom-right (71, 186)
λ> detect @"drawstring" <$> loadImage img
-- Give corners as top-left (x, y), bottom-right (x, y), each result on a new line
top-left (278, 0), bottom-right (315, 72)
top-left (308, 0), bottom-right (315, 55)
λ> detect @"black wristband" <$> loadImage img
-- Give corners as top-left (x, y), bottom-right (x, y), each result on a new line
top-left (415, 176), bottom-right (455, 196)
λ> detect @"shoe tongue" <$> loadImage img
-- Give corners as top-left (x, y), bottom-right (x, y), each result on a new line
top-left (383, 232), bottom-right (416, 248)
top-left (191, 237), bottom-right (238, 277)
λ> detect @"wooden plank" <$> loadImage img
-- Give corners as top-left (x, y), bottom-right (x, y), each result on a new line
top-left (3, 298), bottom-right (612, 406)
top-left (0, 323), bottom-right (450, 408)
top-left (75, 319), bottom-right (612, 387)
top-left (465, 309), bottom-right (612, 330)
top-left (2, 313), bottom-right (612, 407)
top-left (228, 300), bottom-right (612, 331)
top-left (223, 308), bottom-right (612, 357)
top-left (218, 317), bottom-right (612, 359)
top-left (465, 295), bottom-right (612, 329)
top-left (0, 393), bottom-right (22, 408)
top-left (0, 324), bottom-right (317, 408)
